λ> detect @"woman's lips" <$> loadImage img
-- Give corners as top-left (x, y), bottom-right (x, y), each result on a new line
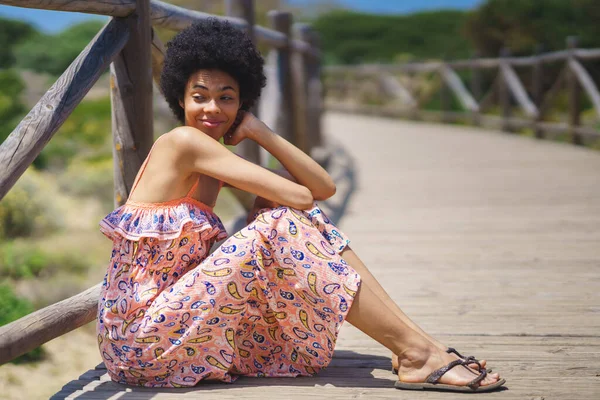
top-left (201, 120), bottom-right (223, 128)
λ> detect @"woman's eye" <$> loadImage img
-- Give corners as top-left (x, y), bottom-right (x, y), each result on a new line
top-left (222, 96), bottom-right (233, 101)
top-left (192, 96), bottom-right (204, 101)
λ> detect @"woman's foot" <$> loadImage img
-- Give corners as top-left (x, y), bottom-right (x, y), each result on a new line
top-left (397, 346), bottom-right (501, 389)
top-left (392, 350), bottom-right (488, 373)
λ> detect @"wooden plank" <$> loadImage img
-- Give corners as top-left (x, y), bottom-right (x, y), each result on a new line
top-left (111, 1), bottom-right (154, 206)
top-left (0, 283), bottom-right (101, 365)
top-left (268, 11), bottom-right (296, 145)
top-left (0, 0), bottom-right (134, 16)
top-left (378, 74), bottom-right (417, 109)
top-left (568, 58), bottom-right (600, 118)
top-left (567, 37), bottom-right (583, 145)
top-left (0, 18), bottom-right (129, 200)
top-left (575, 48), bottom-right (600, 60)
top-left (500, 63), bottom-right (539, 118)
top-left (57, 335), bottom-right (600, 398)
top-left (226, 0), bottom-right (262, 164)
top-left (150, 28), bottom-right (166, 88)
top-left (439, 64), bottom-right (479, 112)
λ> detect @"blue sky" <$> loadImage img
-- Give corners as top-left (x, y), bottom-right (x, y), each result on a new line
top-left (0, 0), bottom-right (482, 33)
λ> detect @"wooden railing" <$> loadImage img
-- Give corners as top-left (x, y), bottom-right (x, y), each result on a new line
top-left (325, 38), bottom-right (600, 144)
top-left (0, 0), bottom-right (323, 365)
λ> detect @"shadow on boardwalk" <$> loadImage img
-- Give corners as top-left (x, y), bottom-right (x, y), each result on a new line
top-left (52, 351), bottom-right (397, 399)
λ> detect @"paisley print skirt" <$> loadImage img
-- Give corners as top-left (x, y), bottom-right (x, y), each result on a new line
top-left (97, 204), bottom-right (361, 387)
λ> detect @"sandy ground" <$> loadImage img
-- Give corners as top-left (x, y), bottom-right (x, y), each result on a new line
top-left (0, 323), bottom-right (101, 400)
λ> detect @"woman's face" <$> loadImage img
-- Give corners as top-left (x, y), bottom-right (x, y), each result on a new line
top-left (179, 69), bottom-right (241, 140)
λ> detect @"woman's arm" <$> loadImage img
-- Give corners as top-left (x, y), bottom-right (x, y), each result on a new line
top-left (167, 126), bottom-right (314, 210)
top-left (231, 114), bottom-right (336, 201)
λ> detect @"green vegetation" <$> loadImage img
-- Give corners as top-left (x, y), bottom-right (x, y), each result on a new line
top-left (0, 18), bottom-right (37, 69)
top-left (313, 0), bottom-right (600, 64)
top-left (464, 0), bottom-right (600, 56)
top-left (0, 284), bottom-right (45, 362)
top-left (0, 69), bottom-right (27, 145)
top-left (14, 21), bottom-right (106, 76)
top-left (313, 10), bottom-right (470, 64)
top-left (0, 170), bottom-right (61, 240)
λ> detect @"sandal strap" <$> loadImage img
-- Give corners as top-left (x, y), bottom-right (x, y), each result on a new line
top-left (425, 359), bottom-right (464, 384)
top-left (447, 347), bottom-right (478, 362)
top-left (446, 347), bottom-right (482, 370)
top-left (467, 368), bottom-right (488, 389)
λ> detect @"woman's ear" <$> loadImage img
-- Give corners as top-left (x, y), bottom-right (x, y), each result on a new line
top-left (178, 99), bottom-right (184, 109)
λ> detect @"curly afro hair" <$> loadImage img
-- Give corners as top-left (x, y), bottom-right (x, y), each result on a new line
top-left (160, 18), bottom-right (266, 124)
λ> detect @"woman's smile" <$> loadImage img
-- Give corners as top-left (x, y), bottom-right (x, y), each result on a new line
top-left (201, 119), bottom-right (225, 129)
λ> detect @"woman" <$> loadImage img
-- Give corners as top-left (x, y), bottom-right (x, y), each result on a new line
top-left (96, 18), bottom-right (505, 392)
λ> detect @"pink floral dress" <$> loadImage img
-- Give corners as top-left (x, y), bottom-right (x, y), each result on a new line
top-left (97, 173), bottom-right (360, 387)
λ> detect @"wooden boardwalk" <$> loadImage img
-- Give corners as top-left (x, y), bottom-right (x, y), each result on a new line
top-left (52, 113), bottom-right (600, 399)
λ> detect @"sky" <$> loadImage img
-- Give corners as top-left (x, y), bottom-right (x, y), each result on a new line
top-left (0, 0), bottom-right (483, 33)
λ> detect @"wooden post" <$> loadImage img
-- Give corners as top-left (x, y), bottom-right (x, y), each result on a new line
top-left (499, 47), bottom-right (512, 132)
top-left (310, 31), bottom-right (324, 150)
top-left (268, 10), bottom-right (296, 145)
top-left (225, 0), bottom-right (261, 164)
top-left (470, 52), bottom-right (482, 126)
top-left (532, 44), bottom-right (545, 139)
top-left (440, 63), bottom-right (451, 123)
top-left (294, 23), bottom-right (314, 154)
top-left (111, 0), bottom-right (153, 207)
top-left (567, 36), bottom-right (582, 145)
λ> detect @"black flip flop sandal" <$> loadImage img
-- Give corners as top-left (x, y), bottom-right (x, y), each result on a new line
top-left (395, 358), bottom-right (506, 393)
top-left (392, 347), bottom-right (492, 374)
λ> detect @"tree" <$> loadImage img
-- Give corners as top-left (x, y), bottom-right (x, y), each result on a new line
top-left (14, 20), bottom-right (105, 76)
top-left (464, 0), bottom-right (600, 56)
top-left (312, 10), bottom-right (472, 64)
top-left (0, 17), bottom-right (37, 69)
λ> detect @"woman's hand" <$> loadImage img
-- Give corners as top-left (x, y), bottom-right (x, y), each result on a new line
top-left (224, 111), bottom-right (269, 146)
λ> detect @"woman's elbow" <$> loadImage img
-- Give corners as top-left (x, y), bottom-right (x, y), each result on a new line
top-left (313, 183), bottom-right (336, 201)
top-left (290, 186), bottom-right (314, 210)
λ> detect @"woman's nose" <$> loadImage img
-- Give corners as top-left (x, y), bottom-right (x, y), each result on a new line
top-left (204, 99), bottom-right (220, 113)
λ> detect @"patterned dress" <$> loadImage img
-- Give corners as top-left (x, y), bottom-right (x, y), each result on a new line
top-left (97, 179), bottom-right (361, 387)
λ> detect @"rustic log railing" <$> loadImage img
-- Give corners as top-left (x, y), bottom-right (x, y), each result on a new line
top-left (0, 0), bottom-right (323, 365)
top-left (325, 38), bottom-right (600, 145)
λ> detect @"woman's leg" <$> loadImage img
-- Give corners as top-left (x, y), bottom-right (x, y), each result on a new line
top-left (344, 275), bottom-right (500, 387)
top-left (341, 246), bottom-right (487, 370)
top-left (341, 246), bottom-right (445, 348)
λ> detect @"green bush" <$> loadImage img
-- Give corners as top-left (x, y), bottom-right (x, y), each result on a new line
top-left (0, 170), bottom-right (62, 240)
top-left (59, 157), bottom-right (115, 211)
top-left (0, 17), bottom-right (37, 69)
top-left (0, 240), bottom-right (88, 280)
top-left (14, 21), bottom-right (105, 76)
top-left (0, 284), bottom-right (45, 363)
top-left (0, 69), bottom-right (27, 145)
top-left (39, 96), bottom-right (113, 169)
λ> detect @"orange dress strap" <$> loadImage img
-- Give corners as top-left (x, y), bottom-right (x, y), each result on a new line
top-left (185, 178), bottom-right (201, 198)
top-left (128, 137), bottom-right (162, 201)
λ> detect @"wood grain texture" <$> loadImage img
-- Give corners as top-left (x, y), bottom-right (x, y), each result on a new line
top-left (0, 0), bottom-right (134, 16)
top-left (0, 18), bottom-right (129, 200)
top-left (268, 11), bottom-right (296, 144)
top-left (111, 1), bottom-right (154, 206)
top-left (226, 0), bottom-right (262, 165)
top-left (0, 284), bottom-right (101, 365)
